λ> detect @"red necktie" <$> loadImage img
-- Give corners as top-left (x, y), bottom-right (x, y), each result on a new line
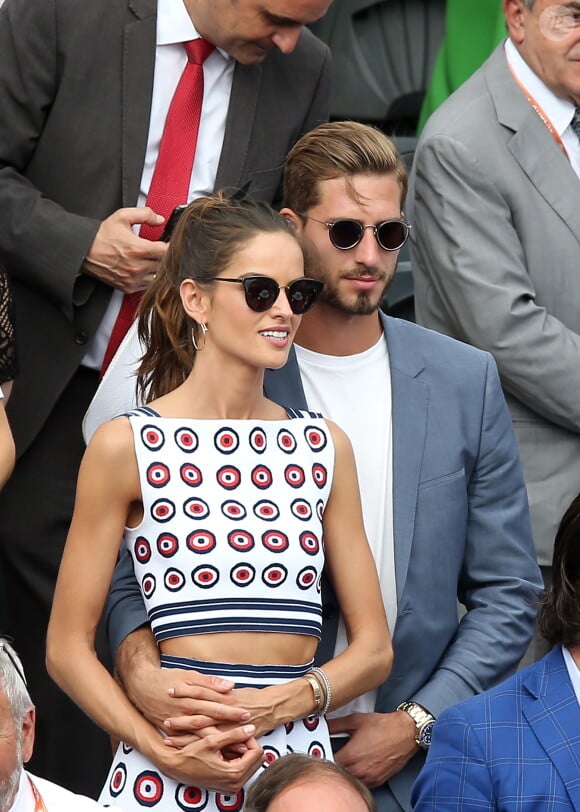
top-left (101, 38), bottom-right (215, 376)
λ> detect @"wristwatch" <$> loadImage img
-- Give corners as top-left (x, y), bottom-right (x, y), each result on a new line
top-left (397, 701), bottom-right (435, 749)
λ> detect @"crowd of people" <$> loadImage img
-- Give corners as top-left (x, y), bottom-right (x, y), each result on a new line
top-left (0, 0), bottom-right (579, 811)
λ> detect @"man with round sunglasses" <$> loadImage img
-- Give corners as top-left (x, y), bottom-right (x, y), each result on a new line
top-left (92, 121), bottom-right (541, 812)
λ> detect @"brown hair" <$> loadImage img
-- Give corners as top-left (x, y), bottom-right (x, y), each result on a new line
top-left (137, 192), bottom-right (298, 402)
top-left (538, 492), bottom-right (580, 647)
top-left (243, 753), bottom-right (376, 812)
top-left (283, 121), bottom-right (408, 215)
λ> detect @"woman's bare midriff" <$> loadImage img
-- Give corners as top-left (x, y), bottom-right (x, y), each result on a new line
top-left (160, 631), bottom-right (319, 666)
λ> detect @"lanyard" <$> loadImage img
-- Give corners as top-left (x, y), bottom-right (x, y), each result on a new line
top-left (506, 54), bottom-right (571, 161)
top-left (27, 777), bottom-right (48, 812)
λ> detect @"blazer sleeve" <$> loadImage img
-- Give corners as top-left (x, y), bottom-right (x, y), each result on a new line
top-left (411, 133), bottom-right (580, 434)
top-left (411, 705), bottom-right (494, 810)
top-left (0, 0), bottom-right (100, 314)
top-left (105, 549), bottom-right (149, 659)
top-left (411, 355), bottom-right (542, 715)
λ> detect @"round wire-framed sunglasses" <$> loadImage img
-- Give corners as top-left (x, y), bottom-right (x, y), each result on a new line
top-left (302, 215), bottom-right (411, 252)
top-left (214, 276), bottom-right (323, 314)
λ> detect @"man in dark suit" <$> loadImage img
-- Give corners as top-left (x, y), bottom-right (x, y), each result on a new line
top-left (95, 121), bottom-right (541, 812)
top-left (0, 0), bottom-right (331, 795)
top-left (412, 491), bottom-right (580, 811)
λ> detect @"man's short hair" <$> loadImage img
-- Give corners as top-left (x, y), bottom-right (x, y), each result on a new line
top-left (283, 121), bottom-right (408, 215)
top-left (538, 492), bottom-right (580, 647)
top-left (243, 753), bottom-right (376, 812)
top-left (0, 638), bottom-right (34, 723)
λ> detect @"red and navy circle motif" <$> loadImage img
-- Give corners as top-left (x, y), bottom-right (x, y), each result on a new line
top-left (215, 790), bottom-right (244, 812)
top-left (230, 562), bottom-right (256, 587)
top-left (253, 500), bottom-right (280, 522)
top-left (308, 741), bottom-right (326, 759)
top-left (296, 566), bottom-right (317, 590)
top-left (290, 498), bottom-right (312, 521)
top-left (251, 465), bottom-right (273, 490)
top-left (262, 530), bottom-right (289, 553)
top-left (216, 466), bottom-right (241, 490)
top-left (249, 427), bottom-right (267, 454)
top-left (180, 464), bottom-right (203, 487)
top-left (184, 498), bottom-right (210, 520)
top-left (133, 770), bottom-right (164, 807)
top-left (312, 463), bottom-right (327, 489)
top-left (305, 425), bottom-right (327, 452)
top-left (142, 573), bottom-right (156, 599)
top-left (284, 720), bottom-right (294, 734)
top-left (316, 499), bottom-right (325, 520)
top-left (277, 428), bottom-right (297, 454)
top-left (164, 568), bottom-right (186, 592)
top-left (214, 428), bottom-right (239, 455)
top-left (192, 565), bottom-right (219, 589)
top-left (222, 500), bottom-right (247, 521)
top-left (174, 428), bottom-right (199, 454)
top-left (303, 714), bottom-right (320, 732)
top-left (109, 763), bottom-right (127, 797)
top-left (316, 573), bottom-right (322, 593)
top-left (122, 742), bottom-right (133, 755)
top-left (262, 564), bottom-right (288, 587)
top-left (147, 462), bottom-right (170, 488)
top-left (175, 785), bottom-right (208, 812)
top-left (284, 464), bottom-right (306, 488)
top-left (186, 530), bottom-right (216, 554)
top-left (299, 531), bottom-right (320, 556)
top-left (262, 746), bottom-right (281, 766)
top-left (141, 425), bottom-right (165, 452)
top-left (134, 536), bottom-right (152, 563)
top-left (157, 533), bottom-right (179, 557)
top-left (151, 498), bottom-right (176, 523)
top-left (227, 530), bottom-right (255, 552)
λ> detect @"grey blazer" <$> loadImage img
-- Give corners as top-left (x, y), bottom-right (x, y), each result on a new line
top-left (106, 314), bottom-right (541, 812)
top-left (409, 42), bottom-right (580, 566)
top-left (0, 0), bottom-right (330, 454)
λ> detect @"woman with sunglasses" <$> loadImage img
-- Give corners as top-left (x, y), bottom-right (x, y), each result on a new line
top-left (47, 194), bottom-right (391, 812)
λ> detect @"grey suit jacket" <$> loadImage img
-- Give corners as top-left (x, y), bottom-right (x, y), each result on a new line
top-left (408, 42), bottom-right (580, 565)
top-left (106, 313), bottom-right (541, 812)
top-left (0, 0), bottom-right (330, 455)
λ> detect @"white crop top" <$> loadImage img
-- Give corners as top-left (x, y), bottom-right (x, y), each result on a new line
top-left (123, 407), bottom-right (335, 642)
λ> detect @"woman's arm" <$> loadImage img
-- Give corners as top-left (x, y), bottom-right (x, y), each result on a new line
top-left (0, 393), bottom-right (15, 489)
top-left (46, 419), bottom-right (263, 791)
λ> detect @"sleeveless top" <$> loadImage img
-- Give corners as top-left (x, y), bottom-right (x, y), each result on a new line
top-left (123, 407), bottom-right (335, 643)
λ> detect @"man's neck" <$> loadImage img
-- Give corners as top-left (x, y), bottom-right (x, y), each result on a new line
top-left (295, 304), bottom-right (384, 356)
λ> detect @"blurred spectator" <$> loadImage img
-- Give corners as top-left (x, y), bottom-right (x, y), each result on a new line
top-left (409, 0), bottom-right (580, 664)
top-left (243, 754), bottom-right (376, 812)
top-left (412, 490), bottom-right (580, 811)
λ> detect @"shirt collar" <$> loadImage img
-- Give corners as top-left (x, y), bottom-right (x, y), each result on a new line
top-left (562, 645), bottom-right (580, 705)
top-left (156, 0), bottom-right (232, 62)
top-left (505, 37), bottom-right (576, 137)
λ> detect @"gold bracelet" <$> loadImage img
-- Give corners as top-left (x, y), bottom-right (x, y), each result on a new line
top-left (311, 666), bottom-right (332, 715)
top-left (303, 672), bottom-right (324, 715)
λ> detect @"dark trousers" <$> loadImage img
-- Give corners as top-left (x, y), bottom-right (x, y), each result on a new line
top-left (0, 366), bottom-right (112, 797)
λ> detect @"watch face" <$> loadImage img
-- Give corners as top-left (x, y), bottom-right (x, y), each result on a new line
top-left (421, 721), bottom-right (435, 747)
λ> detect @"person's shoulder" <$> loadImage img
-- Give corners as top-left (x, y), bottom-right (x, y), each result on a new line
top-left (26, 773), bottom-right (123, 812)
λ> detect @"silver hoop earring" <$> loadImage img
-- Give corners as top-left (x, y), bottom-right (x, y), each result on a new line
top-left (192, 322), bottom-right (208, 352)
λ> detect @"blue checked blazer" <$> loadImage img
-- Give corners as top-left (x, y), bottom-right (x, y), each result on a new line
top-left (412, 646), bottom-right (580, 811)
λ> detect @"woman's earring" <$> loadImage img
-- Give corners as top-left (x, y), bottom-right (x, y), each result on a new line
top-left (192, 322), bottom-right (208, 352)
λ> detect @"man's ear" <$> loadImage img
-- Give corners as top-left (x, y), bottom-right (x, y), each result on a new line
top-left (21, 707), bottom-right (35, 763)
top-left (280, 207), bottom-right (303, 235)
top-left (503, 0), bottom-right (526, 44)
top-left (180, 279), bottom-right (209, 324)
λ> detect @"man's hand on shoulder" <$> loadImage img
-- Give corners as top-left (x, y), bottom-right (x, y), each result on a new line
top-left (328, 711), bottom-right (419, 788)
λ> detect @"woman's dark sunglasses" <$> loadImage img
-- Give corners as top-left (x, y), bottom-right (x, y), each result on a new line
top-left (303, 215), bottom-right (411, 252)
top-left (214, 276), bottom-right (323, 315)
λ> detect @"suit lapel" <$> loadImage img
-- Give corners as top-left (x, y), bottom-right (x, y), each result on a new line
top-left (122, 0), bottom-right (157, 207)
top-left (264, 349), bottom-right (308, 410)
top-left (522, 647), bottom-right (580, 808)
top-left (381, 315), bottom-right (427, 601)
top-left (215, 62), bottom-right (263, 191)
top-left (486, 45), bottom-right (580, 240)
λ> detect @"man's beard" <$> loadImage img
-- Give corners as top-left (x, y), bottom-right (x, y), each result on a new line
top-left (320, 285), bottom-right (383, 315)
top-left (0, 737), bottom-right (22, 812)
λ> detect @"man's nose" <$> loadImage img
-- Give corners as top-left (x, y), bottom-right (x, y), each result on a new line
top-left (271, 27), bottom-right (302, 54)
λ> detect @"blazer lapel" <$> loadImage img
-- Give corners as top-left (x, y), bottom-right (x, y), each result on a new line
top-left (264, 348), bottom-right (308, 410)
top-left (381, 314), bottom-right (428, 601)
top-left (486, 45), bottom-right (580, 240)
top-left (122, 0), bottom-right (157, 207)
top-left (215, 62), bottom-right (263, 191)
top-left (522, 647), bottom-right (580, 808)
